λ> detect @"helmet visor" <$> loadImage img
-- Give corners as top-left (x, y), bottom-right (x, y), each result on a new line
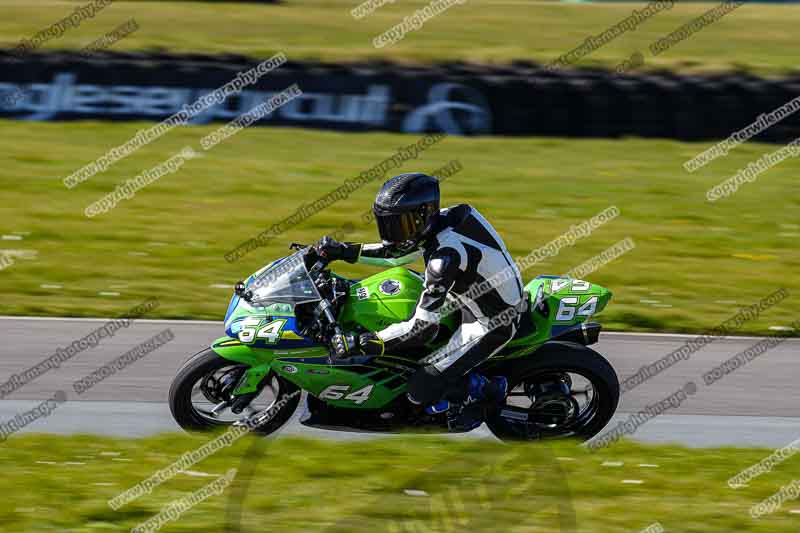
top-left (374, 211), bottom-right (421, 244)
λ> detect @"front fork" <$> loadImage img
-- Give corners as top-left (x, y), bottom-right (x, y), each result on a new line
top-left (227, 363), bottom-right (272, 413)
top-left (210, 337), bottom-right (278, 406)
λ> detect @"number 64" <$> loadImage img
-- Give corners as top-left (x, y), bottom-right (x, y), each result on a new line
top-left (555, 296), bottom-right (597, 321)
top-left (238, 317), bottom-right (286, 344)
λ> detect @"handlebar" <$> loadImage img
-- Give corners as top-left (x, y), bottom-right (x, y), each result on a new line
top-left (318, 298), bottom-right (344, 338)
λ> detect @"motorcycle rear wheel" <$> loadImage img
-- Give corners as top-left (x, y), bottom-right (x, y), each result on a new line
top-left (486, 341), bottom-right (619, 442)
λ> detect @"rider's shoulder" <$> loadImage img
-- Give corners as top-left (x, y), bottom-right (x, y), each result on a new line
top-left (439, 203), bottom-right (472, 222)
top-left (434, 204), bottom-right (472, 238)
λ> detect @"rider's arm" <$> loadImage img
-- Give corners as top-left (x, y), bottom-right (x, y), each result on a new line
top-left (375, 247), bottom-right (462, 352)
top-left (314, 237), bottom-right (421, 266)
top-left (351, 243), bottom-right (422, 267)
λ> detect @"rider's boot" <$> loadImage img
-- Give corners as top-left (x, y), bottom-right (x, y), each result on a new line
top-left (424, 400), bottom-right (451, 414)
top-left (418, 373), bottom-right (508, 428)
top-left (453, 373), bottom-right (508, 430)
top-left (407, 392), bottom-right (450, 414)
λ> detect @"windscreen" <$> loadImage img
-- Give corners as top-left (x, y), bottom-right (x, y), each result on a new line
top-left (245, 251), bottom-right (321, 306)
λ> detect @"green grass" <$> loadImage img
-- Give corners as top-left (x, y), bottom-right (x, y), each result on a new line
top-left (1, 0), bottom-right (799, 75)
top-left (1, 433), bottom-right (800, 531)
top-left (0, 119), bottom-right (798, 334)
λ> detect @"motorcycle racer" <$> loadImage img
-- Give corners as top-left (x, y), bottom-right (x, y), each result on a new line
top-left (314, 172), bottom-right (525, 429)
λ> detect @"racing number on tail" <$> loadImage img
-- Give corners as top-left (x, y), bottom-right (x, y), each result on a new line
top-left (551, 279), bottom-right (597, 322)
top-left (555, 297), bottom-right (598, 321)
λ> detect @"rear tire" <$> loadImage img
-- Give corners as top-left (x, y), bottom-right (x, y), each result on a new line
top-left (486, 341), bottom-right (619, 442)
top-left (168, 348), bottom-right (300, 435)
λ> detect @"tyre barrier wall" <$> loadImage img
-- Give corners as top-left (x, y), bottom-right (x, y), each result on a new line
top-left (1, 50), bottom-right (799, 142)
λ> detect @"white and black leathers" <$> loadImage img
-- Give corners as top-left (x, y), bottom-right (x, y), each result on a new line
top-left (352, 204), bottom-right (525, 404)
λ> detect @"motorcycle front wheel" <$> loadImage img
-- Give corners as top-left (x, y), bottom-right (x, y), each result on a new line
top-left (168, 348), bottom-right (300, 435)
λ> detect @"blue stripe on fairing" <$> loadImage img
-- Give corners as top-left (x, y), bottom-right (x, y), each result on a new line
top-left (226, 315), bottom-right (318, 348)
top-left (535, 275), bottom-right (562, 279)
top-left (224, 294), bottom-right (240, 324)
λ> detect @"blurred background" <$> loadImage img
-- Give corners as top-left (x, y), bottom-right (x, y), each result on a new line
top-left (1, 1), bottom-right (799, 531)
top-left (0, 0), bottom-right (798, 334)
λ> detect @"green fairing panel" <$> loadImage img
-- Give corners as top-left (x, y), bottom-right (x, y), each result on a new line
top-left (211, 336), bottom-right (281, 367)
top-left (337, 267), bottom-right (458, 333)
top-left (209, 270), bottom-right (611, 408)
top-left (506, 276), bottom-right (612, 355)
top-left (211, 335), bottom-right (411, 407)
top-left (357, 249), bottom-right (422, 267)
top-left (270, 359), bottom-right (408, 409)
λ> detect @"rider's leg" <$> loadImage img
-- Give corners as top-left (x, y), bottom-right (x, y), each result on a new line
top-left (407, 316), bottom-right (516, 412)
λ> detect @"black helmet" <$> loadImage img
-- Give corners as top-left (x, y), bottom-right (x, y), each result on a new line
top-left (373, 173), bottom-right (440, 250)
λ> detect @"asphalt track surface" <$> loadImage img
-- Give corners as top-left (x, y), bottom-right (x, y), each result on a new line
top-left (1, 316), bottom-right (798, 448)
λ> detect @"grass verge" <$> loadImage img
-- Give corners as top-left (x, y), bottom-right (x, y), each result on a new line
top-left (1, 120), bottom-right (798, 334)
top-left (1, 0), bottom-right (799, 76)
top-left (1, 433), bottom-right (799, 531)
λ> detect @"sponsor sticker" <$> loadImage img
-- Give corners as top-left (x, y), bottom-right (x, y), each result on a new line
top-left (379, 280), bottom-right (402, 296)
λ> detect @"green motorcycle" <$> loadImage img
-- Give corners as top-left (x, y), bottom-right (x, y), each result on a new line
top-left (169, 245), bottom-right (619, 441)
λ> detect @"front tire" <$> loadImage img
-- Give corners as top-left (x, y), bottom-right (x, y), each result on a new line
top-left (169, 348), bottom-right (300, 435)
top-left (486, 341), bottom-right (619, 442)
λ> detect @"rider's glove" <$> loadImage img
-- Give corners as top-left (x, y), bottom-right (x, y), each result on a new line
top-left (314, 236), bottom-right (360, 263)
top-left (357, 332), bottom-right (385, 356)
top-left (331, 332), bottom-right (384, 358)
top-left (330, 332), bottom-right (355, 358)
